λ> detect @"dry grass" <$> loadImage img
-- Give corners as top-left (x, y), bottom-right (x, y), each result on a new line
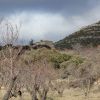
top-left (0, 87), bottom-right (100, 100)
top-left (0, 88), bottom-right (31, 100)
top-left (48, 87), bottom-right (100, 100)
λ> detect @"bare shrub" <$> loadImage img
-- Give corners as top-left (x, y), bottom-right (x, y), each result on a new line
top-left (20, 53), bottom-right (58, 100)
top-left (0, 19), bottom-right (22, 100)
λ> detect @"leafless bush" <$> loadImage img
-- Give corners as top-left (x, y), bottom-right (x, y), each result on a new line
top-left (0, 19), bottom-right (22, 100)
top-left (20, 55), bottom-right (58, 100)
top-left (68, 61), bottom-right (99, 98)
top-left (55, 81), bottom-right (67, 97)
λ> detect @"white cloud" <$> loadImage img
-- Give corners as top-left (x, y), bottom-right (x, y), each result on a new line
top-left (6, 3), bottom-right (100, 42)
top-left (7, 12), bottom-right (69, 41)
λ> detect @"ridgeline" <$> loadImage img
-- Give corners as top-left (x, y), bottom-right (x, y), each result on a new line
top-left (55, 21), bottom-right (100, 49)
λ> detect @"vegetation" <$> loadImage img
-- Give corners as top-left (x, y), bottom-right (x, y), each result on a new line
top-left (55, 21), bottom-right (100, 49)
top-left (0, 19), bottom-right (100, 100)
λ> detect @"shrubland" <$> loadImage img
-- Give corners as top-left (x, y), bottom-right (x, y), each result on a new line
top-left (0, 19), bottom-right (100, 100)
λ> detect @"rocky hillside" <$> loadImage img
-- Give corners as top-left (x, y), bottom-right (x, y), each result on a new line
top-left (55, 21), bottom-right (100, 49)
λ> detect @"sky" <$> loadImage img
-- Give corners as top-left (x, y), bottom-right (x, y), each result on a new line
top-left (0, 0), bottom-right (100, 42)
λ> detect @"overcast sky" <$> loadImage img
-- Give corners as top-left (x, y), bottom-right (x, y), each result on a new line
top-left (0, 0), bottom-right (100, 42)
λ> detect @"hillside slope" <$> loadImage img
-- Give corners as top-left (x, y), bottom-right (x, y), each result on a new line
top-left (55, 21), bottom-right (100, 49)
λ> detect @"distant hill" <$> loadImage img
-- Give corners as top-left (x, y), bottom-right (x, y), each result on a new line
top-left (55, 21), bottom-right (100, 49)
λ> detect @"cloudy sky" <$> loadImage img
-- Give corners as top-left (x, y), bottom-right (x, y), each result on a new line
top-left (0, 0), bottom-right (100, 42)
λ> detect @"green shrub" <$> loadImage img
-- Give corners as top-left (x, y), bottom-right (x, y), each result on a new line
top-left (50, 53), bottom-right (72, 68)
top-left (70, 56), bottom-right (84, 66)
top-left (60, 55), bottom-right (84, 69)
top-left (22, 48), bottom-right (72, 69)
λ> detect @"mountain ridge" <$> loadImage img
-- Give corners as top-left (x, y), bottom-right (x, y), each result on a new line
top-left (55, 21), bottom-right (100, 49)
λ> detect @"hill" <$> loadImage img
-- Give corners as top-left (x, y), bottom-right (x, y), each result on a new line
top-left (55, 21), bottom-right (100, 49)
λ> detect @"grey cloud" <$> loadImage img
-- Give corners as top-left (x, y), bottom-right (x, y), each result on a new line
top-left (0, 0), bottom-right (96, 16)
